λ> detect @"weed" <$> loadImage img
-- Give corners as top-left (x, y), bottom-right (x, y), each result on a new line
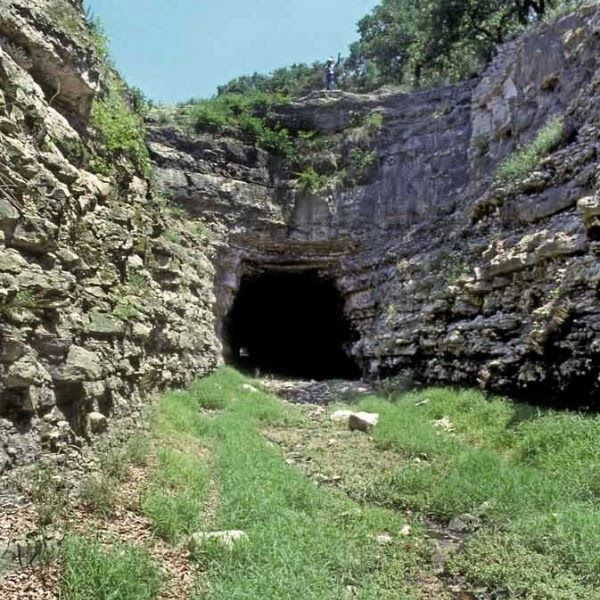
top-left (162, 228), bottom-right (182, 244)
top-left (473, 134), bottom-right (490, 157)
top-left (495, 116), bottom-right (565, 182)
top-left (98, 445), bottom-right (130, 480)
top-left (79, 474), bottom-right (116, 517)
top-left (126, 433), bottom-right (150, 467)
top-left (60, 535), bottom-right (161, 600)
top-left (0, 290), bottom-right (38, 315)
top-left (127, 270), bottom-right (146, 291)
top-left (190, 220), bottom-right (215, 240)
top-left (111, 286), bottom-right (142, 321)
top-left (23, 467), bottom-right (68, 527)
top-left (348, 111), bottom-right (384, 143)
top-left (79, 435), bottom-right (149, 516)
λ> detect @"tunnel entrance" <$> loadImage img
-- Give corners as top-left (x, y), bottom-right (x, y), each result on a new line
top-left (225, 270), bottom-right (360, 380)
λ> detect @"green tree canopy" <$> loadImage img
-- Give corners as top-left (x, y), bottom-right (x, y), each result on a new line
top-left (346, 0), bottom-right (562, 89)
top-left (208, 0), bottom-right (580, 100)
top-left (216, 63), bottom-right (324, 98)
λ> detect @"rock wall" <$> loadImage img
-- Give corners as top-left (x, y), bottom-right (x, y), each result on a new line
top-left (3, 1), bottom-right (600, 472)
top-left (150, 5), bottom-right (600, 406)
top-left (0, 0), bottom-right (220, 471)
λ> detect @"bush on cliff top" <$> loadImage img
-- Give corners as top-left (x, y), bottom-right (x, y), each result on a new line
top-left (184, 91), bottom-right (295, 157)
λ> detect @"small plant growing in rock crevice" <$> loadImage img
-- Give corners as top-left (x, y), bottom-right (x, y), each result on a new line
top-left (0, 290), bottom-right (38, 315)
top-left (348, 110), bottom-right (384, 143)
top-left (349, 147), bottom-right (377, 172)
top-left (162, 228), bottom-right (182, 244)
top-left (294, 167), bottom-right (331, 193)
top-left (344, 147), bottom-right (378, 186)
top-left (495, 116), bottom-right (566, 183)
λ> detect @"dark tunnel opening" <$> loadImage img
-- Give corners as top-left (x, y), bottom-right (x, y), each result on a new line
top-left (225, 270), bottom-right (361, 380)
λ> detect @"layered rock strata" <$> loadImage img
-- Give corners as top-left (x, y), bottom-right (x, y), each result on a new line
top-left (0, 0), bottom-right (220, 471)
top-left (150, 5), bottom-right (600, 406)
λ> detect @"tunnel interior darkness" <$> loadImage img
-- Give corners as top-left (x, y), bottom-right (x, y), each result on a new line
top-left (225, 270), bottom-right (360, 380)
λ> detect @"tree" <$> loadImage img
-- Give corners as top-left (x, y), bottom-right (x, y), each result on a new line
top-left (347, 0), bottom-right (559, 89)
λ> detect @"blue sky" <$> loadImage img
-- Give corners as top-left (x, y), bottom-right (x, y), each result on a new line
top-left (84, 0), bottom-right (379, 104)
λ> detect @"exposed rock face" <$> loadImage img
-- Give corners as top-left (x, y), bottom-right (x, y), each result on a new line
top-left (150, 5), bottom-right (600, 407)
top-left (0, 1), bottom-right (220, 471)
top-left (3, 1), bottom-right (600, 471)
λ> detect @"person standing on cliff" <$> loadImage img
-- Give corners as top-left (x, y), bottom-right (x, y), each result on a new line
top-left (324, 54), bottom-right (341, 90)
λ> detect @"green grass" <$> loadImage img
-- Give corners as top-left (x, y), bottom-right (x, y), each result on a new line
top-left (140, 390), bottom-right (213, 543)
top-left (59, 535), bottom-right (161, 600)
top-left (495, 115), bottom-right (565, 183)
top-left (355, 387), bottom-right (600, 598)
top-left (79, 368), bottom-right (600, 599)
top-left (143, 368), bottom-right (429, 599)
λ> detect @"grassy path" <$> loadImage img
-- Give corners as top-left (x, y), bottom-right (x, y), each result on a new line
top-left (147, 369), bottom-right (431, 599)
top-left (16, 367), bottom-right (600, 599)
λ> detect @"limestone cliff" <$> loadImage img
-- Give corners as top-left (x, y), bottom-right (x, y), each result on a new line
top-left (0, 0), bottom-right (220, 471)
top-left (3, 1), bottom-right (600, 472)
top-left (150, 5), bottom-right (600, 407)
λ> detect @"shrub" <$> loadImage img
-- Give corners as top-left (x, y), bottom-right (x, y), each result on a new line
top-left (22, 467), bottom-right (68, 527)
top-left (495, 116), bottom-right (565, 183)
top-left (349, 147), bottom-right (377, 171)
top-left (294, 167), bottom-right (330, 193)
top-left (90, 76), bottom-right (150, 176)
top-left (189, 91), bottom-right (286, 132)
top-left (257, 126), bottom-right (295, 157)
top-left (162, 228), bottom-right (182, 243)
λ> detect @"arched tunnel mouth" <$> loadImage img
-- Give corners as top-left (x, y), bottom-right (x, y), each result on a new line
top-left (224, 269), bottom-right (361, 380)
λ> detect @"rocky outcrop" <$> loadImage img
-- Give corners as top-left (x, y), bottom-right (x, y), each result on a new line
top-left (3, 1), bottom-right (600, 472)
top-left (150, 5), bottom-right (600, 407)
top-left (0, 1), bottom-right (220, 471)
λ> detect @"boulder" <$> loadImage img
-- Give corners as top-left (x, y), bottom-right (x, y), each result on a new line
top-left (331, 410), bottom-right (380, 432)
top-left (348, 412), bottom-right (379, 433)
top-left (330, 410), bottom-right (355, 422)
top-left (54, 346), bottom-right (103, 382)
top-left (448, 513), bottom-right (481, 533)
top-left (190, 530), bottom-right (248, 550)
top-left (86, 412), bottom-right (108, 434)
